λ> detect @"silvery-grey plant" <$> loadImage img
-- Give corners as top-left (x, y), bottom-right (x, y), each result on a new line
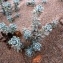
top-left (26, 0), bottom-right (35, 6)
top-left (42, 0), bottom-right (47, 3)
top-left (25, 47), bottom-right (34, 57)
top-left (33, 4), bottom-right (44, 16)
top-left (13, 0), bottom-right (19, 12)
top-left (0, 0), bottom-right (6, 14)
top-left (7, 15), bottom-right (13, 22)
top-left (31, 30), bottom-right (42, 42)
top-left (22, 28), bottom-right (31, 40)
top-left (32, 42), bottom-right (42, 51)
top-left (42, 23), bottom-right (52, 36)
top-left (51, 20), bottom-right (59, 28)
top-left (8, 36), bottom-right (23, 52)
top-left (0, 23), bottom-right (17, 34)
top-left (2, 2), bottom-right (12, 16)
top-left (42, 20), bottom-right (59, 36)
top-left (44, 23), bottom-right (52, 32)
top-left (31, 15), bottom-right (42, 42)
top-left (2, 1), bottom-right (13, 22)
top-left (0, 22), bottom-right (6, 29)
top-left (9, 23), bottom-right (17, 34)
top-left (0, 22), bottom-right (9, 34)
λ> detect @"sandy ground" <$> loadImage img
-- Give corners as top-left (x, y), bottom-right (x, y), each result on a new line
top-left (0, 0), bottom-right (63, 63)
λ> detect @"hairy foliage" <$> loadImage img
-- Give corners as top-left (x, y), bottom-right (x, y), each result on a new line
top-left (25, 47), bottom-right (34, 57)
top-left (32, 42), bottom-right (42, 51)
top-left (23, 28), bottom-right (31, 40)
top-left (0, 22), bottom-right (9, 34)
top-left (42, 0), bottom-right (47, 3)
top-left (33, 5), bottom-right (44, 16)
top-left (8, 36), bottom-right (23, 52)
top-left (26, 0), bottom-right (35, 6)
top-left (0, 22), bottom-right (17, 34)
top-left (9, 23), bottom-right (17, 34)
top-left (7, 15), bottom-right (13, 22)
top-left (13, 0), bottom-right (20, 12)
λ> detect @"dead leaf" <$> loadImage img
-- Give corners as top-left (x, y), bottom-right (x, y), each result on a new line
top-left (32, 54), bottom-right (42, 63)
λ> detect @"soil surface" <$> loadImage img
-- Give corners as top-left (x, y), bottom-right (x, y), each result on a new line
top-left (0, 0), bottom-right (63, 63)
